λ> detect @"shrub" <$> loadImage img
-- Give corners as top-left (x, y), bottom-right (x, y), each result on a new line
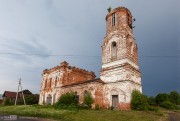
top-left (169, 91), bottom-right (180, 105)
top-left (57, 92), bottom-right (78, 105)
top-left (83, 91), bottom-right (94, 109)
top-left (148, 96), bottom-right (157, 106)
top-left (4, 98), bottom-right (13, 106)
top-left (155, 93), bottom-right (169, 105)
top-left (55, 92), bottom-right (78, 110)
top-left (160, 101), bottom-right (177, 110)
top-left (147, 105), bottom-right (159, 112)
top-left (25, 94), bottom-right (39, 105)
top-left (131, 90), bottom-right (149, 110)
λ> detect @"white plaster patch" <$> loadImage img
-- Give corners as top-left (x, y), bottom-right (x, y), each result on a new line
top-left (102, 58), bottom-right (139, 69)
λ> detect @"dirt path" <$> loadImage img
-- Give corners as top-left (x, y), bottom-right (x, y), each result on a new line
top-left (168, 112), bottom-right (180, 121)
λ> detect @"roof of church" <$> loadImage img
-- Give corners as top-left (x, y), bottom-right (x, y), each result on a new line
top-left (62, 78), bottom-right (104, 87)
top-left (43, 61), bottom-right (95, 77)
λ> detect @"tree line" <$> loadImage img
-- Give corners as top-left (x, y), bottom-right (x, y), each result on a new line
top-left (131, 90), bottom-right (180, 111)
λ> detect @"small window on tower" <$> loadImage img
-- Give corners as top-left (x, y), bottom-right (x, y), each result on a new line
top-left (112, 13), bottom-right (116, 26)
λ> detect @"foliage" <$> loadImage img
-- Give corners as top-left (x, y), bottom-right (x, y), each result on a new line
top-left (3, 98), bottom-right (13, 106)
top-left (131, 90), bottom-right (149, 110)
top-left (169, 91), bottom-right (180, 105)
top-left (155, 93), bottom-right (169, 105)
top-left (107, 6), bottom-right (112, 13)
top-left (147, 106), bottom-right (159, 112)
top-left (55, 92), bottom-right (78, 110)
top-left (154, 91), bottom-right (180, 110)
top-left (15, 94), bottom-right (39, 105)
top-left (0, 105), bottom-right (165, 121)
top-left (83, 91), bottom-right (94, 109)
top-left (148, 96), bottom-right (157, 106)
top-left (160, 101), bottom-right (177, 109)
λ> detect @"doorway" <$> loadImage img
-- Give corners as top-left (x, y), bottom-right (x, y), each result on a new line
top-left (112, 95), bottom-right (119, 108)
top-left (46, 95), bottom-right (52, 104)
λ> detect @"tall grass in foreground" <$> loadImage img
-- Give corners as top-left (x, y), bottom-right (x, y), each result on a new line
top-left (0, 105), bottom-right (165, 121)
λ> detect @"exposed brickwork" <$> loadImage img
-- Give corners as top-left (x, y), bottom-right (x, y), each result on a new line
top-left (94, 90), bottom-right (104, 107)
top-left (42, 61), bottom-right (96, 90)
top-left (101, 6), bottom-right (142, 110)
top-left (39, 6), bottom-right (142, 110)
top-left (119, 103), bottom-right (131, 110)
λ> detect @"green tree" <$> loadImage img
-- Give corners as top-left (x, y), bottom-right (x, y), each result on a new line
top-left (155, 93), bottom-right (169, 105)
top-left (131, 90), bottom-right (148, 110)
top-left (169, 91), bottom-right (180, 105)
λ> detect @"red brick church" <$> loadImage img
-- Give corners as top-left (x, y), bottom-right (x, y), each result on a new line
top-left (39, 7), bottom-right (142, 110)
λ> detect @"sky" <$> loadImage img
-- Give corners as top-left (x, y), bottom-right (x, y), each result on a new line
top-left (0, 0), bottom-right (179, 96)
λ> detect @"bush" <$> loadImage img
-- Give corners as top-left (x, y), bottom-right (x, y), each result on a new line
top-left (57, 92), bottom-right (78, 105)
top-left (160, 101), bottom-right (177, 110)
top-left (147, 105), bottom-right (159, 112)
top-left (4, 98), bottom-right (13, 106)
top-left (131, 90), bottom-right (149, 110)
top-left (83, 91), bottom-right (94, 109)
top-left (55, 92), bottom-right (78, 110)
top-left (155, 93), bottom-right (169, 105)
top-left (169, 91), bottom-right (180, 105)
top-left (28, 94), bottom-right (39, 104)
top-left (148, 96), bottom-right (157, 106)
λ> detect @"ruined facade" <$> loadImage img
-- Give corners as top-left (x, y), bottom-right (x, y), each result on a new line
top-left (39, 7), bottom-right (142, 110)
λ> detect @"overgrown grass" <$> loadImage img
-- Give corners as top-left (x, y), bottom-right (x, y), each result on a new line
top-left (0, 105), bottom-right (165, 121)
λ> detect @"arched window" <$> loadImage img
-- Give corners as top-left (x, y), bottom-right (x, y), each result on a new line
top-left (111, 41), bottom-right (117, 60)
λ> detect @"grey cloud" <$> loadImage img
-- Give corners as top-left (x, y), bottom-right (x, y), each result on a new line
top-left (0, 0), bottom-right (179, 96)
top-left (0, 36), bottom-right (52, 64)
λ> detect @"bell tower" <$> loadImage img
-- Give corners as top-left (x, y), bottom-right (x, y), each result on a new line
top-left (100, 7), bottom-right (142, 92)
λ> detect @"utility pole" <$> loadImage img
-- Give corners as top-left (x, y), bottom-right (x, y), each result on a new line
top-left (15, 78), bottom-right (26, 105)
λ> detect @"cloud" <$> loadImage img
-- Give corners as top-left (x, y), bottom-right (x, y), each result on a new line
top-left (0, 0), bottom-right (178, 96)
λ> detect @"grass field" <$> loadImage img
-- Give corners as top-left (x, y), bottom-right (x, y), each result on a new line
top-left (0, 105), bottom-right (169, 121)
